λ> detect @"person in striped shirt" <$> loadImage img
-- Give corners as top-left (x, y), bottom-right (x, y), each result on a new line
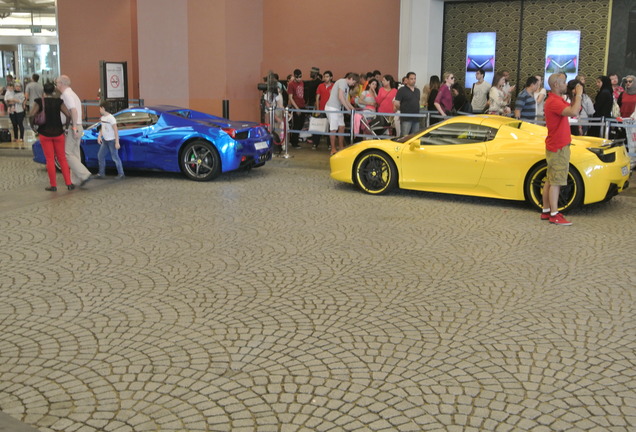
top-left (514, 76), bottom-right (539, 121)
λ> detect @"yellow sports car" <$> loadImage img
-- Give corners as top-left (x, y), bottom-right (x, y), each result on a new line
top-left (330, 115), bottom-right (631, 212)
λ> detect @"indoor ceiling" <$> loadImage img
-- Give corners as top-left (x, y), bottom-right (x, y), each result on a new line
top-left (0, 0), bottom-right (55, 15)
top-left (0, 0), bottom-right (56, 36)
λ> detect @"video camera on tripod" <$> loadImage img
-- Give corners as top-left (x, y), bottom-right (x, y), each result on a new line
top-left (257, 72), bottom-right (279, 94)
top-left (257, 71), bottom-right (283, 125)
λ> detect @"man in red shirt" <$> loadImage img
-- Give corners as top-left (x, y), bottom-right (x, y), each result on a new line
top-left (542, 73), bottom-right (582, 226)
top-left (287, 68), bottom-right (306, 148)
top-left (313, 70), bottom-right (334, 150)
top-left (315, 71), bottom-right (333, 112)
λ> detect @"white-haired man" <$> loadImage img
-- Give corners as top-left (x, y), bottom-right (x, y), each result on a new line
top-left (55, 75), bottom-right (91, 186)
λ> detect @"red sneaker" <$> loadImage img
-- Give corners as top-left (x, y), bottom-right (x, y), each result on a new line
top-left (541, 212), bottom-right (550, 221)
top-left (549, 212), bottom-right (572, 226)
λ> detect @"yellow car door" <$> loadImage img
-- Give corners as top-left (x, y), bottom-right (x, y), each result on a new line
top-left (400, 122), bottom-right (495, 191)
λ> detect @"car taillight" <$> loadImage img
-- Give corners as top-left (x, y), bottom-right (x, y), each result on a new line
top-left (222, 128), bottom-right (236, 138)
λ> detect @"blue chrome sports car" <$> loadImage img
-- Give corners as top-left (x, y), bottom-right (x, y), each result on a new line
top-left (32, 105), bottom-right (273, 181)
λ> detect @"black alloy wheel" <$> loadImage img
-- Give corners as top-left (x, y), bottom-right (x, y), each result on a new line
top-left (524, 162), bottom-right (584, 212)
top-left (180, 140), bottom-right (221, 181)
top-left (354, 150), bottom-right (398, 195)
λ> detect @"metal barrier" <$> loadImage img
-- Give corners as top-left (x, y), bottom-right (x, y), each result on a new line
top-left (263, 105), bottom-right (636, 166)
top-left (607, 119), bottom-right (636, 167)
top-left (271, 107), bottom-right (450, 147)
top-left (81, 98), bottom-right (145, 126)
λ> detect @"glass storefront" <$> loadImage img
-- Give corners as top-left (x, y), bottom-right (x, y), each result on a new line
top-left (18, 44), bottom-right (59, 84)
top-left (0, 1), bottom-right (58, 86)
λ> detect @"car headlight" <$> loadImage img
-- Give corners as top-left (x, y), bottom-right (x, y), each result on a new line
top-left (587, 147), bottom-right (616, 163)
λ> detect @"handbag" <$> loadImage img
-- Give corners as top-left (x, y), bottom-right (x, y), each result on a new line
top-left (34, 99), bottom-right (46, 125)
top-left (308, 115), bottom-right (328, 132)
top-left (611, 99), bottom-right (621, 118)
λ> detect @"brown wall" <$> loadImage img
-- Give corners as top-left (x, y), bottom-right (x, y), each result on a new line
top-left (136, 0), bottom-right (190, 108)
top-left (183, 0), bottom-right (265, 121)
top-left (262, 0), bottom-right (401, 81)
top-left (56, 0), bottom-right (400, 122)
top-left (186, 0), bottom-right (227, 114)
top-left (57, 0), bottom-right (138, 117)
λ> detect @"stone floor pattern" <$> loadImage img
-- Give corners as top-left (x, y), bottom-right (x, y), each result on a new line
top-left (0, 144), bottom-right (635, 432)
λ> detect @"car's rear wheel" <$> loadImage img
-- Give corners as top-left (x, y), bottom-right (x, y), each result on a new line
top-left (354, 150), bottom-right (398, 195)
top-left (180, 140), bottom-right (221, 181)
top-left (524, 162), bottom-right (584, 212)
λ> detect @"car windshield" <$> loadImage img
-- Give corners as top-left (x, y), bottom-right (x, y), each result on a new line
top-left (392, 132), bottom-right (421, 143)
top-left (115, 111), bottom-right (159, 129)
top-left (170, 110), bottom-right (191, 119)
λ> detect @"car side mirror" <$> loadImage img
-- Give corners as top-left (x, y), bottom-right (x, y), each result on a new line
top-left (409, 140), bottom-right (420, 151)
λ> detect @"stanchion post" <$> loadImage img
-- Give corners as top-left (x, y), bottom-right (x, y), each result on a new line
top-left (350, 109), bottom-right (356, 144)
top-left (268, 107), bottom-right (274, 133)
top-left (282, 107), bottom-right (292, 159)
top-left (222, 99), bottom-right (230, 119)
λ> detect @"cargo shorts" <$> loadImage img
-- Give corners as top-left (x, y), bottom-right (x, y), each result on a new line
top-left (546, 144), bottom-right (571, 186)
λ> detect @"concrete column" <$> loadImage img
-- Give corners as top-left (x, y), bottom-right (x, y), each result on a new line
top-left (399, 0), bottom-right (444, 82)
top-left (137, 0), bottom-right (189, 107)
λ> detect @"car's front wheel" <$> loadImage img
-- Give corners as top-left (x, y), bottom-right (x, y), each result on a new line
top-left (180, 140), bottom-right (221, 181)
top-left (354, 150), bottom-right (398, 194)
top-left (524, 162), bottom-right (584, 212)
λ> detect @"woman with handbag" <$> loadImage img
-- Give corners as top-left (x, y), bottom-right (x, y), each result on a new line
top-left (29, 82), bottom-right (74, 191)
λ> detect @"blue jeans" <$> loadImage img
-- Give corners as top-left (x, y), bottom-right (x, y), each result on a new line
top-left (400, 119), bottom-right (420, 136)
top-left (98, 139), bottom-right (124, 176)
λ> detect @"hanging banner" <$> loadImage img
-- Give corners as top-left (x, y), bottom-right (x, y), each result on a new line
top-left (544, 30), bottom-right (580, 90)
top-left (465, 32), bottom-right (496, 88)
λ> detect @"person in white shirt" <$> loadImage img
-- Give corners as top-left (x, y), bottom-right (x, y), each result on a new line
top-left (95, 101), bottom-right (125, 179)
top-left (325, 72), bottom-right (359, 155)
top-left (55, 75), bottom-right (92, 186)
top-left (471, 68), bottom-right (491, 113)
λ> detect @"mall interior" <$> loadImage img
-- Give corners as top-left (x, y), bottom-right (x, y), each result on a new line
top-left (1, 1), bottom-right (635, 431)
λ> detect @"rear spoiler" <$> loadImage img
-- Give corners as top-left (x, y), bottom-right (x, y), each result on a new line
top-left (604, 138), bottom-right (625, 149)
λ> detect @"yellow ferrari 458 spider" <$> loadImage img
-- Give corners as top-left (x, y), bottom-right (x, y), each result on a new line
top-left (330, 115), bottom-right (631, 212)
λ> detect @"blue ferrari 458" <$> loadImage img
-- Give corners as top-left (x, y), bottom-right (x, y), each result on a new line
top-left (32, 105), bottom-right (273, 181)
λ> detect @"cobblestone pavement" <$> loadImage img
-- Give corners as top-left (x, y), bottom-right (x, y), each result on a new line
top-left (0, 145), bottom-right (635, 432)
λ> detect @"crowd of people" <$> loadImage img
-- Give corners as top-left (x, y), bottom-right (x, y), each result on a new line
top-left (4, 66), bottom-right (633, 192)
top-left (1, 73), bottom-right (124, 191)
top-left (263, 67), bottom-right (636, 155)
